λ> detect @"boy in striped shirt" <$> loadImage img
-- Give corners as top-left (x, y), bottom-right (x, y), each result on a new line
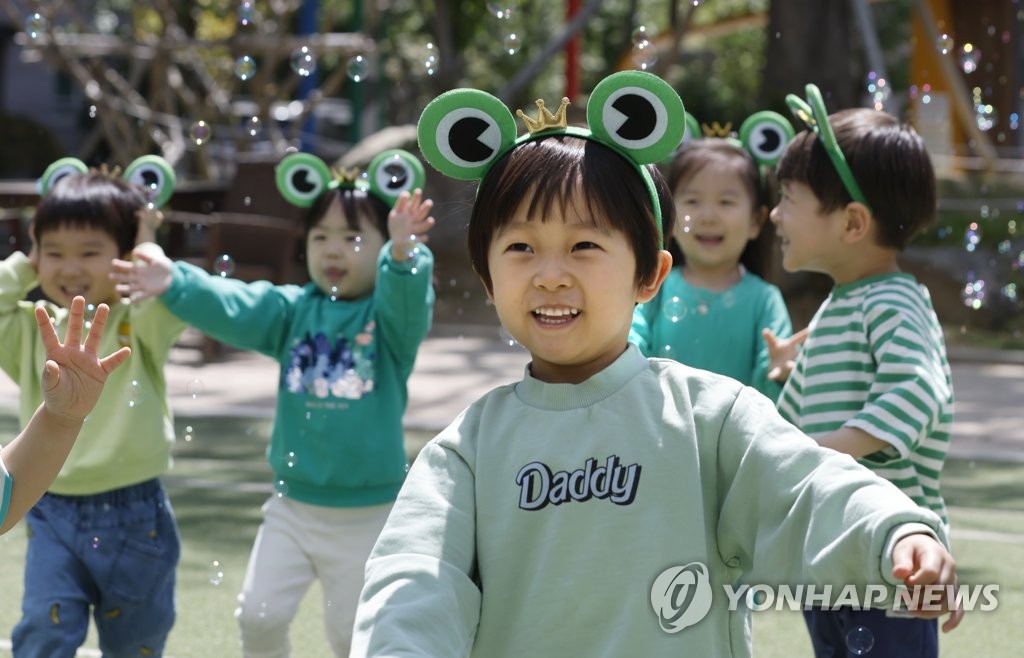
top-left (766, 91), bottom-right (954, 657)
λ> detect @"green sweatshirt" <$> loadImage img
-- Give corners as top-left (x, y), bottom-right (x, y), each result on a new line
top-left (159, 243), bottom-right (434, 507)
top-left (631, 269), bottom-right (792, 400)
top-left (0, 248), bottom-right (186, 495)
top-left (351, 344), bottom-right (946, 658)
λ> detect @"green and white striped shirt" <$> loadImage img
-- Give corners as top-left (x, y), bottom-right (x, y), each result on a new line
top-left (778, 273), bottom-right (952, 525)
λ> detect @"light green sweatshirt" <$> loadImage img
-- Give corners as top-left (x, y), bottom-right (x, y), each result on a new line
top-left (351, 344), bottom-right (946, 658)
top-left (0, 248), bottom-right (186, 495)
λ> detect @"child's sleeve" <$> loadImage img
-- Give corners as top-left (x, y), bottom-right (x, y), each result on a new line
top-left (846, 302), bottom-right (949, 463)
top-left (373, 243), bottom-right (435, 366)
top-left (715, 387), bottom-right (947, 594)
top-left (750, 286), bottom-right (792, 401)
top-left (159, 260), bottom-right (298, 357)
top-left (0, 455), bottom-right (11, 530)
top-left (0, 251), bottom-right (39, 377)
top-left (350, 440), bottom-right (480, 657)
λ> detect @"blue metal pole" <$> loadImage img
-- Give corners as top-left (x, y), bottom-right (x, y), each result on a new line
top-left (298, 0), bottom-right (319, 152)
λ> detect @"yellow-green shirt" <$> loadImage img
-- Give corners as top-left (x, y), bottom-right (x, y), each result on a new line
top-left (0, 248), bottom-right (186, 495)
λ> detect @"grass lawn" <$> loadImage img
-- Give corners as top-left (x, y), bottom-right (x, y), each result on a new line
top-left (0, 414), bottom-right (1022, 657)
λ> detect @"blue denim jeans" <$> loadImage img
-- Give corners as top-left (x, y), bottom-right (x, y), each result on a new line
top-left (12, 479), bottom-right (180, 658)
top-left (804, 606), bottom-right (938, 658)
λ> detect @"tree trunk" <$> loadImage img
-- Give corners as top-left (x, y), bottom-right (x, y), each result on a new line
top-left (762, 0), bottom-right (858, 111)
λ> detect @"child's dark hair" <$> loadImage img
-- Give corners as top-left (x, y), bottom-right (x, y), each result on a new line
top-left (303, 187), bottom-right (390, 239)
top-left (666, 139), bottom-right (777, 278)
top-left (468, 135), bottom-right (674, 292)
top-left (31, 172), bottom-right (145, 256)
top-left (776, 108), bottom-right (936, 251)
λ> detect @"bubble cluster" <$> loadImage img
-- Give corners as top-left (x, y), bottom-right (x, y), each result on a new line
top-left (290, 46), bottom-right (317, 77)
top-left (962, 278), bottom-right (986, 310)
top-left (630, 30), bottom-right (655, 71)
top-left (24, 13), bottom-right (46, 41)
top-left (209, 560), bottom-right (224, 586)
top-left (423, 43), bottom-right (439, 76)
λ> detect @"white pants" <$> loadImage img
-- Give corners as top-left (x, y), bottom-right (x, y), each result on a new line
top-left (234, 495), bottom-right (392, 658)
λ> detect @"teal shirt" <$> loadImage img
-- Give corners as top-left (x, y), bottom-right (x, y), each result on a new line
top-left (631, 269), bottom-right (791, 400)
top-left (160, 243), bottom-right (435, 507)
top-left (351, 345), bottom-right (947, 658)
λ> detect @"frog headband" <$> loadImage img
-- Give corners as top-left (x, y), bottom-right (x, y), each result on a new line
top-left (275, 149), bottom-right (425, 209)
top-left (681, 111), bottom-right (794, 168)
top-left (38, 155), bottom-right (177, 208)
top-left (416, 70), bottom-right (686, 244)
top-left (785, 83), bottom-right (872, 212)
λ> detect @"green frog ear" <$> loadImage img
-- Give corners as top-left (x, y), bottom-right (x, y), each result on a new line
top-left (38, 157), bottom-right (88, 196)
top-left (682, 112), bottom-right (701, 144)
top-left (123, 155), bottom-right (176, 208)
top-left (276, 152), bottom-right (333, 208)
top-left (417, 88), bottom-right (518, 180)
top-left (367, 149), bottom-right (425, 207)
top-left (738, 111), bottom-right (794, 167)
top-left (786, 83), bottom-right (871, 209)
top-left (585, 70), bottom-right (685, 165)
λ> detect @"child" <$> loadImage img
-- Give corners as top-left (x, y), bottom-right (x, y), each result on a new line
top-left (767, 84), bottom-right (955, 658)
top-left (111, 149), bottom-right (437, 657)
top-left (1, 160), bottom-right (187, 658)
top-left (631, 124), bottom-right (793, 399)
top-left (348, 71), bottom-right (961, 658)
top-left (1, 296), bottom-right (130, 534)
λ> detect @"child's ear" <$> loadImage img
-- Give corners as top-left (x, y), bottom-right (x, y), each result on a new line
top-left (749, 205), bottom-right (769, 240)
top-left (636, 250), bottom-right (673, 303)
top-left (842, 202), bottom-right (873, 244)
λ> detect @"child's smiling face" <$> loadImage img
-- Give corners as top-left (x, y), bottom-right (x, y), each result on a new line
top-left (306, 196), bottom-right (386, 300)
top-left (486, 189), bottom-right (668, 384)
top-left (36, 224), bottom-right (124, 307)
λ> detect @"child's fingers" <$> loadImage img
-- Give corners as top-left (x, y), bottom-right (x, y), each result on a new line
top-left (99, 346), bottom-right (132, 375)
top-left (82, 303), bottom-right (111, 355)
top-left (890, 538), bottom-right (916, 580)
top-left (34, 305), bottom-right (60, 353)
top-left (63, 296), bottom-right (86, 349)
top-left (40, 359), bottom-right (60, 393)
top-left (942, 605), bottom-right (964, 632)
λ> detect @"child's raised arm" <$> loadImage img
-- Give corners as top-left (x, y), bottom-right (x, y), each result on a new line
top-left (110, 247), bottom-right (174, 303)
top-left (388, 189), bottom-right (436, 262)
top-left (0, 296), bottom-right (130, 534)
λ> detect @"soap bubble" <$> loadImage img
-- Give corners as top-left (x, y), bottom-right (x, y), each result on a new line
top-left (234, 55), bottom-right (257, 81)
top-left (662, 296), bottom-right (687, 323)
top-left (846, 626), bottom-right (874, 655)
top-left (214, 254), bottom-right (236, 277)
top-left (347, 55), bottom-right (368, 82)
top-left (290, 46), bottom-right (316, 77)
top-left (189, 121), bottom-right (211, 146)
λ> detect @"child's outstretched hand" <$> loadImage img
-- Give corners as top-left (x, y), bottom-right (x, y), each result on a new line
top-left (891, 533), bottom-right (964, 632)
top-left (37, 296), bottom-right (131, 425)
top-left (110, 248), bottom-right (174, 302)
top-left (763, 327), bottom-right (808, 382)
top-left (388, 189), bottom-right (436, 262)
